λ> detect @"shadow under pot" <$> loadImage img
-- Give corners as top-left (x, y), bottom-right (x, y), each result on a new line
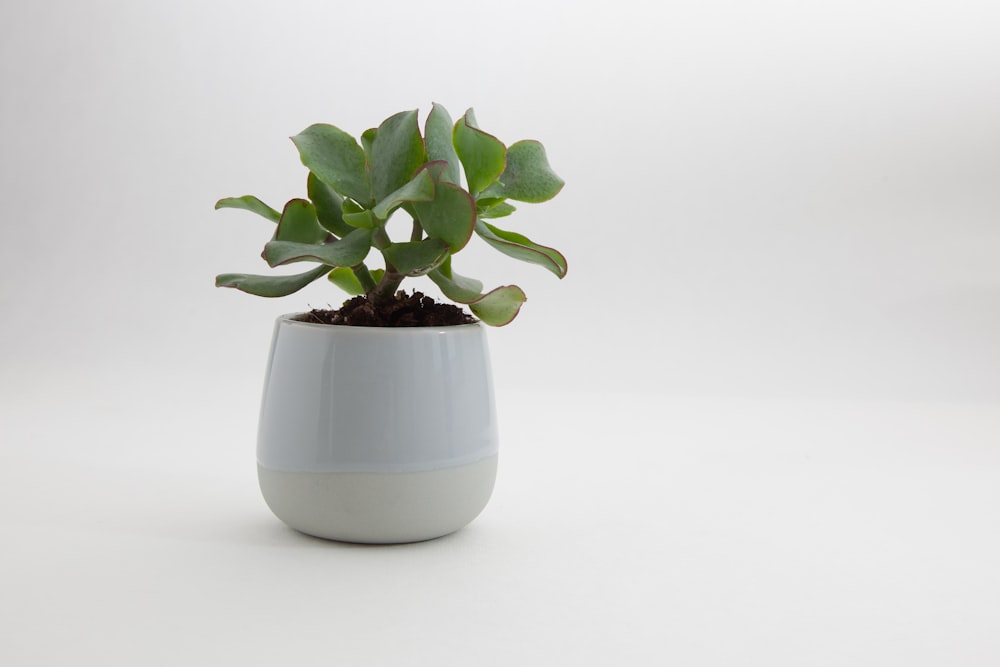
top-left (255, 315), bottom-right (499, 544)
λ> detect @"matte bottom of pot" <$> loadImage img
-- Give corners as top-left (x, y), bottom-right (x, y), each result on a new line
top-left (257, 455), bottom-right (498, 544)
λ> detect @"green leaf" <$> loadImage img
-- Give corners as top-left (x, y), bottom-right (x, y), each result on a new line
top-left (263, 227), bottom-right (373, 268)
top-left (475, 197), bottom-right (504, 209)
top-left (475, 220), bottom-right (567, 278)
top-left (499, 140), bottom-right (564, 203)
top-left (428, 268), bottom-right (527, 326)
top-left (361, 128), bottom-right (377, 159)
top-left (424, 103), bottom-right (461, 185)
top-left (429, 262), bottom-right (480, 299)
top-left (291, 124), bottom-right (371, 205)
top-left (308, 173), bottom-right (353, 237)
top-left (468, 286), bottom-right (527, 326)
top-left (342, 209), bottom-right (377, 229)
top-left (371, 167), bottom-right (435, 221)
top-left (327, 267), bottom-right (364, 296)
top-left (478, 182), bottom-right (506, 200)
top-left (216, 264), bottom-right (330, 298)
top-left (275, 199), bottom-right (326, 244)
top-left (411, 169), bottom-right (476, 252)
top-left (453, 109), bottom-right (506, 196)
top-left (340, 198), bottom-right (377, 229)
top-left (382, 238), bottom-right (450, 276)
top-left (215, 196), bottom-right (280, 223)
top-left (370, 110), bottom-right (427, 202)
top-left (478, 201), bottom-right (517, 219)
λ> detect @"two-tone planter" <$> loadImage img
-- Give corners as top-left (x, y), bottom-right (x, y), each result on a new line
top-left (255, 314), bottom-right (498, 543)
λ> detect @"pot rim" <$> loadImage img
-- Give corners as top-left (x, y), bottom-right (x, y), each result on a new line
top-left (276, 313), bottom-right (485, 334)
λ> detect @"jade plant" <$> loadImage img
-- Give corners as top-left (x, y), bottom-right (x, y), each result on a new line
top-left (215, 104), bottom-right (566, 326)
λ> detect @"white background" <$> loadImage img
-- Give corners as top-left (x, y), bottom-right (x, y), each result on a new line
top-left (2, 1), bottom-right (999, 664)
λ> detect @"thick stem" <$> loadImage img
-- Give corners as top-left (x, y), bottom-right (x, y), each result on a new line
top-left (372, 227), bottom-right (392, 251)
top-left (369, 226), bottom-right (403, 304)
top-left (370, 270), bottom-right (404, 305)
top-left (410, 218), bottom-right (423, 242)
top-left (351, 263), bottom-right (377, 292)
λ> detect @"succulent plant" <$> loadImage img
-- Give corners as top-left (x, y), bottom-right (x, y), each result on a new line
top-left (215, 104), bottom-right (565, 326)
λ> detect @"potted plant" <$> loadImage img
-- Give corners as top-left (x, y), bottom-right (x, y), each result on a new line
top-left (216, 103), bottom-right (565, 543)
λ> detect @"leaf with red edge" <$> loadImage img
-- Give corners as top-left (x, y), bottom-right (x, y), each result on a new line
top-left (216, 264), bottom-right (330, 297)
top-left (215, 196), bottom-right (280, 223)
top-left (263, 227), bottom-right (373, 267)
top-left (292, 124), bottom-right (371, 205)
top-left (475, 220), bottom-right (567, 278)
top-left (453, 109), bottom-right (506, 196)
top-left (428, 267), bottom-right (527, 326)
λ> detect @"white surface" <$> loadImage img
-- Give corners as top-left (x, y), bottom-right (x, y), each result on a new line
top-left (2, 381), bottom-right (999, 665)
top-left (2, 0), bottom-right (999, 664)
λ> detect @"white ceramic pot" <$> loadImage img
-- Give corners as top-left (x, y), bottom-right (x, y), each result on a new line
top-left (256, 315), bottom-right (499, 543)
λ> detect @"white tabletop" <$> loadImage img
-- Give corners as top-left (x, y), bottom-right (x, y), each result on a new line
top-left (3, 376), bottom-right (997, 666)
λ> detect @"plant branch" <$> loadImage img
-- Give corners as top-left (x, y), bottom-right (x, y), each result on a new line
top-left (351, 263), bottom-right (377, 292)
top-left (370, 269), bottom-right (404, 304)
top-left (372, 227), bottom-right (392, 251)
top-left (368, 226), bottom-right (403, 304)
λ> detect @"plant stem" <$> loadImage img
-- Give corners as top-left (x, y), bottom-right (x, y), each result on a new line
top-left (370, 270), bottom-right (404, 304)
top-left (410, 218), bottom-right (423, 242)
top-left (372, 227), bottom-right (392, 250)
top-left (351, 263), bottom-right (376, 292)
top-left (369, 226), bottom-right (403, 304)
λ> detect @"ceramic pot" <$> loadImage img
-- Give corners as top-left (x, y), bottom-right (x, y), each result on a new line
top-left (256, 315), bottom-right (499, 543)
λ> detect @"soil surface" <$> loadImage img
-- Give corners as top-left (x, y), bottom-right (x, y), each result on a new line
top-left (295, 291), bottom-right (476, 327)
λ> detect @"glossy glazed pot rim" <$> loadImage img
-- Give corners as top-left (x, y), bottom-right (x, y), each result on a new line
top-left (277, 313), bottom-right (485, 335)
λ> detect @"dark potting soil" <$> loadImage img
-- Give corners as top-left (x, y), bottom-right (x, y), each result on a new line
top-left (295, 291), bottom-right (476, 327)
